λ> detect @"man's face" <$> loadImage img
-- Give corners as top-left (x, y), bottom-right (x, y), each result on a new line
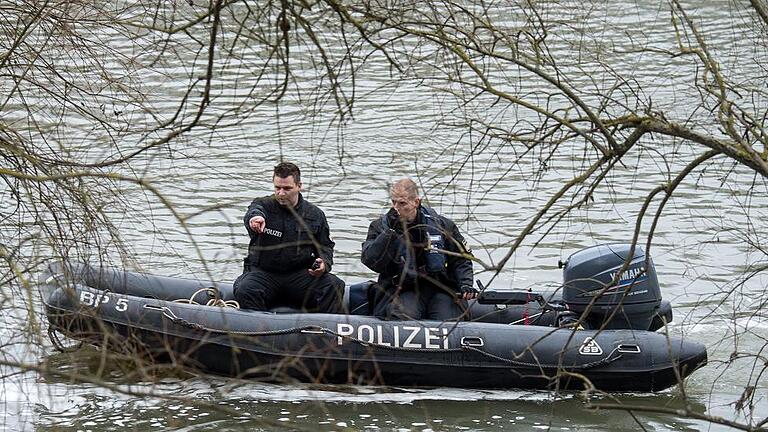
top-left (391, 188), bottom-right (420, 222)
top-left (274, 175), bottom-right (301, 207)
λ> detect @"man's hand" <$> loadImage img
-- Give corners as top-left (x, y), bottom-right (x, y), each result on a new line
top-left (249, 216), bottom-right (266, 233)
top-left (386, 208), bottom-right (403, 234)
top-left (459, 285), bottom-right (479, 300)
top-left (308, 258), bottom-right (326, 277)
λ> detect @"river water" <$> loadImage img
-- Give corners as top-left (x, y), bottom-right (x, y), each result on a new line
top-left (2, 0), bottom-right (767, 430)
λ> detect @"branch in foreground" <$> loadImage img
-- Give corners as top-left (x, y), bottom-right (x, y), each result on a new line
top-left (586, 401), bottom-right (767, 432)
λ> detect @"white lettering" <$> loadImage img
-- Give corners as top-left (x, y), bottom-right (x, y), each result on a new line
top-left (358, 325), bottom-right (375, 344)
top-left (115, 298), bottom-right (128, 312)
top-left (264, 228), bottom-right (283, 238)
top-left (403, 326), bottom-right (421, 348)
top-left (334, 324), bottom-right (450, 349)
top-left (79, 291), bottom-right (110, 307)
top-left (425, 328), bottom-right (440, 349)
top-left (337, 323), bottom-right (354, 345)
top-left (80, 291), bottom-right (95, 306)
top-left (610, 266), bottom-right (646, 283)
top-left (376, 325), bottom-right (391, 346)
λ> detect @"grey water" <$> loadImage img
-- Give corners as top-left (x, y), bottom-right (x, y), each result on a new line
top-left (1, 0), bottom-right (766, 430)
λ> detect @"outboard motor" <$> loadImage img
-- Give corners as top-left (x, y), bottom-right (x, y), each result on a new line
top-left (561, 243), bottom-right (661, 330)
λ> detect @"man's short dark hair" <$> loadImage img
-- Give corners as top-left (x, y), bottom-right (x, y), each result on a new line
top-left (273, 162), bottom-right (301, 184)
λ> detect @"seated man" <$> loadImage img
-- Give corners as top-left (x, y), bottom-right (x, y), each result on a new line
top-left (361, 178), bottom-right (477, 320)
top-left (233, 162), bottom-right (344, 313)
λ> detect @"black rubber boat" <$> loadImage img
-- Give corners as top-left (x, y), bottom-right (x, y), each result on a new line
top-left (39, 244), bottom-right (707, 391)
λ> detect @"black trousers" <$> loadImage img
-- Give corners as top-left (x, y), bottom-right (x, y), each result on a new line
top-left (373, 283), bottom-right (466, 321)
top-left (233, 269), bottom-right (345, 313)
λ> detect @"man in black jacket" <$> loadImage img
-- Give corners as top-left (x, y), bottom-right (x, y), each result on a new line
top-left (233, 162), bottom-right (344, 312)
top-left (361, 179), bottom-right (477, 320)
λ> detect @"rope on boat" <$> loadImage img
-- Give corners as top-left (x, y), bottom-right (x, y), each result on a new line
top-left (157, 306), bottom-right (314, 336)
top-left (152, 306), bottom-right (623, 370)
top-left (461, 345), bottom-right (623, 370)
top-left (172, 288), bottom-right (240, 309)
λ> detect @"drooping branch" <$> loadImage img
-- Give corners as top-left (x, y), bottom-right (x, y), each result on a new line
top-left (585, 402), bottom-right (768, 432)
top-left (750, 0), bottom-right (768, 28)
top-left (486, 127), bottom-right (645, 284)
top-left (613, 116), bottom-right (768, 177)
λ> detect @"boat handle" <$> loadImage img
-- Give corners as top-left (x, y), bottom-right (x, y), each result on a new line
top-left (617, 344), bottom-right (641, 353)
top-left (460, 336), bottom-right (484, 347)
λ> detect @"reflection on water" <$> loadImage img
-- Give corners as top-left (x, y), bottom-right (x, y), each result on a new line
top-left (27, 369), bottom-right (710, 432)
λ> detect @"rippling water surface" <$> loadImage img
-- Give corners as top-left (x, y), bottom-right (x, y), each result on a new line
top-left (3, 0), bottom-right (767, 430)
top-left (7, 365), bottom-right (716, 431)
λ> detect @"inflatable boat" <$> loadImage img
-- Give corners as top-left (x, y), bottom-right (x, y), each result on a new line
top-left (39, 244), bottom-right (707, 391)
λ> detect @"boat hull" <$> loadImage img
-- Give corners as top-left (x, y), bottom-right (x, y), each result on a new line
top-left (40, 262), bottom-right (707, 391)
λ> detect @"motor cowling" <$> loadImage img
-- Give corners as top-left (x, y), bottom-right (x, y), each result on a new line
top-left (562, 244), bottom-right (662, 330)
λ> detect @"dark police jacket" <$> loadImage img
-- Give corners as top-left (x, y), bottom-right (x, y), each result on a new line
top-left (361, 205), bottom-right (473, 295)
top-left (243, 194), bottom-right (334, 274)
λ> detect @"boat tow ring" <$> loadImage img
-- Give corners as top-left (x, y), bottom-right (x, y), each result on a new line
top-left (461, 336), bottom-right (485, 347)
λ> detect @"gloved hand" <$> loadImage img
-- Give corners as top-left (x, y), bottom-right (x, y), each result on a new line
top-left (308, 258), bottom-right (325, 277)
top-left (459, 285), bottom-right (479, 300)
top-left (385, 208), bottom-right (403, 234)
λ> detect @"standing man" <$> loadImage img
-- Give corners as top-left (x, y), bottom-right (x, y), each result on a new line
top-left (234, 162), bottom-right (344, 313)
top-left (361, 178), bottom-right (477, 320)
